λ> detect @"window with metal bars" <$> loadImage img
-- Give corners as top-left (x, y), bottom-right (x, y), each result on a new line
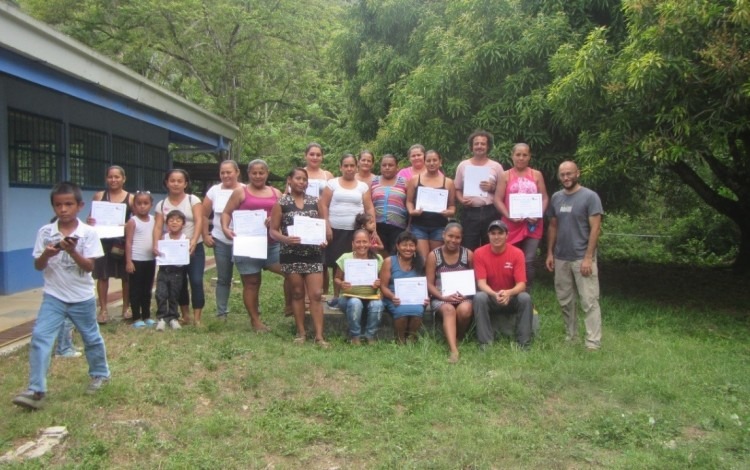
top-left (143, 144), bottom-right (169, 192)
top-left (8, 109), bottom-right (63, 186)
top-left (70, 126), bottom-right (109, 189)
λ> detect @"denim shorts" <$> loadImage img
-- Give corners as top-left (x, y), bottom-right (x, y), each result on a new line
top-left (234, 243), bottom-right (280, 275)
top-left (409, 224), bottom-right (445, 241)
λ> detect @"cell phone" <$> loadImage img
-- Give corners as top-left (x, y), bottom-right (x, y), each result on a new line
top-left (53, 236), bottom-right (79, 249)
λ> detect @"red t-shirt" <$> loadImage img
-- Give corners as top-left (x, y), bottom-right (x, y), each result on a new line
top-left (473, 243), bottom-right (527, 291)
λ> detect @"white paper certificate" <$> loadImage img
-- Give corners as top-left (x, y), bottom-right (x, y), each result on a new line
top-left (232, 210), bottom-right (267, 237)
top-left (233, 236), bottom-right (268, 259)
top-left (157, 239), bottom-right (190, 266)
top-left (440, 269), bottom-right (477, 297)
top-left (416, 187), bottom-right (449, 213)
top-left (344, 259), bottom-right (379, 286)
top-left (463, 166), bottom-right (491, 198)
top-left (509, 193), bottom-right (543, 219)
top-left (394, 277), bottom-right (428, 305)
top-left (232, 210), bottom-right (268, 259)
top-left (91, 201), bottom-right (126, 238)
top-left (292, 216), bottom-right (326, 245)
top-left (305, 180), bottom-right (321, 197)
top-left (212, 189), bottom-right (234, 214)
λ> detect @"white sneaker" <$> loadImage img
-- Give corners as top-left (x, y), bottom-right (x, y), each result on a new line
top-left (169, 319), bottom-right (182, 330)
top-left (155, 319), bottom-right (166, 331)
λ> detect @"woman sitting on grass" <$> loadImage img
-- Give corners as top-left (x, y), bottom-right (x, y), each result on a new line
top-left (333, 229), bottom-right (384, 344)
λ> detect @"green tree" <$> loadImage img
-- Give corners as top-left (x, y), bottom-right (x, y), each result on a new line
top-left (547, 0), bottom-right (750, 271)
top-left (336, 0), bottom-right (623, 169)
top-left (18, 0), bottom-right (351, 165)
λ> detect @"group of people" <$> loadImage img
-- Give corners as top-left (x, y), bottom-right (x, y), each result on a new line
top-left (12, 130), bottom-right (603, 410)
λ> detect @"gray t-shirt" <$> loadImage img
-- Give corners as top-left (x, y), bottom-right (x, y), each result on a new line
top-left (548, 187), bottom-right (603, 261)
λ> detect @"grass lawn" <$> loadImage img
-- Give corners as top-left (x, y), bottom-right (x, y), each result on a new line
top-left (1, 262), bottom-right (748, 468)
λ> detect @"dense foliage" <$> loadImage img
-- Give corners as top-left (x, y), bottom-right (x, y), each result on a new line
top-left (17, 0), bottom-right (357, 166)
top-left (13, 0), bottom-right (749, 269)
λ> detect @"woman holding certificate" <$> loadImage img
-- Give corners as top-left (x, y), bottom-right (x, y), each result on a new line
top-left (88, 165), bottom-right (134, 324)
top-left (202, 160), bottom-right (244, 320)
top-left (333, 230), bottom-right (384, 344)
top-left (406, 150), bottom-right (456, 260)
top-left (426, 223), bottom-right (474, 363)
top-left (270, 168), bottom-right (330, 348)
top-left (494, 143), bottom-right (548, 294)
top-left (153, 169), bottom-right (204, 326)
top-left (319, 154), bottom-right (375, 308)
top-left (221, 159), bottom-right (282, 332)
top-left (380, 231), bottom-right (429, 344)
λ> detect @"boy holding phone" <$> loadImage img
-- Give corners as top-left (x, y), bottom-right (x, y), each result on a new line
top-left (12, 182), bottom-right (111, 410)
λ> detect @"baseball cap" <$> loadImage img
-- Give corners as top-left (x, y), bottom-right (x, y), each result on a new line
top-left (487, 220), bottom-right (508, 233)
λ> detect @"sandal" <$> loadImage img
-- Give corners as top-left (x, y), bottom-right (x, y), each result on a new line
top-left (122, 308), bottom-right (133, 320)
top-left (314, 338), bottom-right (331, 349)
top-left (97, 309), bottom-right (109, 325)
top-left (448, 352), bottom-right (460, 364)
top-left (253, 324), bottom-right (271, 333)
top-left (293, 335), bottom-right (306, 345)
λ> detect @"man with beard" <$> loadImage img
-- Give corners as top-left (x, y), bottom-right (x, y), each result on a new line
top-left (454, 130), bottom-right (504, 250)
top-left (545, 161), bottom-right (603, 350)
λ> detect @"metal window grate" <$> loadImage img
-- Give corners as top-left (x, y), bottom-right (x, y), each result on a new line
top-left (70, 126), bottom-right (109, 189)
top-left (8, 109), bottom-right (63, 185)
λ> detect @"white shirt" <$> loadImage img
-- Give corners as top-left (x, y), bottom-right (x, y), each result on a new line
top-left (33, 219), bottom-right (104, 302)
top-left (131, 215), bottom-right (155, 261)
top-left (206, 184), bottom-right (239, 244)
top-left (327, 178), bottom-right (369, 230)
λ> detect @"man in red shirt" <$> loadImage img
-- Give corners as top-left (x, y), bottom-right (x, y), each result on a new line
top-left (473, 220), bottom-right (533, 349)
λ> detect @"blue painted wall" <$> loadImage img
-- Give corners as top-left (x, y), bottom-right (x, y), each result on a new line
top-left (0, 247), bottom-right (42, 293)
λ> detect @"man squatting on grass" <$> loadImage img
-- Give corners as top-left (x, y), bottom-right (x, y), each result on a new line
top-left (545, 161), bottom-right (603, 350)
top-left (13, 182), bottom-right (111, 410)
top-left (473, 220), bottom-right (533, 350)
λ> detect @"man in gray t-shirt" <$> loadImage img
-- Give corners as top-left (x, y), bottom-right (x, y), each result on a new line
top-left (545, 161), bottom-right (603, 350)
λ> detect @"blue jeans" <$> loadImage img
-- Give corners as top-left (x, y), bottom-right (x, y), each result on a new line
top-left (29, 294), bottom-right (110, 393)
top-left (213, 239), bottom-right (234, 316)
top-left (55, 318), bottom-right (75, 355)
top-left (338, 297), bottom-right (383, 339)
top-left (179, 242), bottom-right (206, 309)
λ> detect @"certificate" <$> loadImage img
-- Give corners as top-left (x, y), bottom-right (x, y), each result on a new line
top-left (157, 239), bottom-right (190, 266)
top-left (305, 180), bottom-right (321, 197)
top-left (344, 259), bottom-right (379, 286)
top-left (91, 201), bottom-right (126, 238)
top-left (440, 269), bottom-right (477, 297)
top-left (416, 187), bottom-right (448, 213)
top-left (394, 277), bottom-right (428, 305)
top-left (232, 210), bottom-right (267, 236)
top-left (292, 216), bottom-right (326, 245)
top-left (463, 166), bottom-right (491, 198)
top-left (509, 193), bottom-right (543, 219)
top-left (212, 189), bottom-right (234, 214)
top-left (232, 210), bottom-right (268, 258)
top-left (233, 236), bottom-right (268, 259)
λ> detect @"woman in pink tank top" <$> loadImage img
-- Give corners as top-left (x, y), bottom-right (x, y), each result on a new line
top-left (221, 159), bottom-right (283, 332)
top-left (494, 143), bottom-right (549, 294)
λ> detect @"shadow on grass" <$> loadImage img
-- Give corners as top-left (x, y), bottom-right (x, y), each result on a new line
top-left (535, 260), bottom-right (750, 318)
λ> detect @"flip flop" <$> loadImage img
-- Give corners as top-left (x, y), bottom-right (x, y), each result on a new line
top-left (97, 309), bottom-right (109, 325)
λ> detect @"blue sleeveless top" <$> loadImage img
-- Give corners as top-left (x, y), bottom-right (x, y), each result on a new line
top-left (384, 255), bottom-right (425, 318)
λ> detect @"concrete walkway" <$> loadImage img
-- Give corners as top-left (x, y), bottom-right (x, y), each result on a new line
top-left (0, 257), bottom-right (215, 354)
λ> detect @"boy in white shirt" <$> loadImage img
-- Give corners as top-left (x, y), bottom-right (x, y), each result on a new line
top-left (13, 182), bottom-right (110, 410)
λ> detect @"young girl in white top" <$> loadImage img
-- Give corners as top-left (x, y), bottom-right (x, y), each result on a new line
top-left (125, 191), bottom-right (156, 328)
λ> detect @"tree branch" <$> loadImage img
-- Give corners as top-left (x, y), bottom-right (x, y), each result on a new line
top-left (668, 160), bottom-right (741, 221)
